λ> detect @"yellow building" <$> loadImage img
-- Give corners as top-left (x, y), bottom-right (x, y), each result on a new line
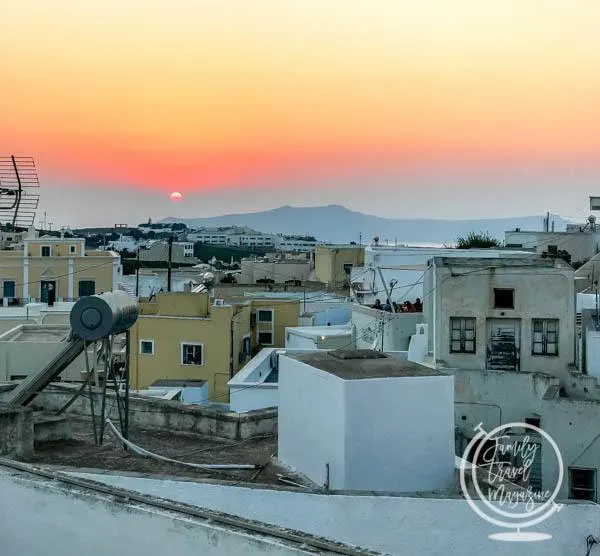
top-left (129, 292), bottom-right (300, 401)
top-left (313, 245), bottom-right (365, 286)
top-left (0, 230), bottom-right (121, 304)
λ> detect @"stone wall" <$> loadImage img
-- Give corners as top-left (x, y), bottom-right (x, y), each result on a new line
top-left (0, 406), bottom-right (33, 458)
top-left (34, 386), bottom-right (277, 440)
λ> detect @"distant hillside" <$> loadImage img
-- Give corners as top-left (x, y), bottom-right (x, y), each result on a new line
top-left (160, 204), bottom-right (569, 245)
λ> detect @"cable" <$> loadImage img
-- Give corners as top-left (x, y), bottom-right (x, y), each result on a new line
top-left (9, 257), bottom-right (117, 293)
top-left (105, 418), bottom-right (256, 470)
top-left (586, 535), bottom-right (599, 556)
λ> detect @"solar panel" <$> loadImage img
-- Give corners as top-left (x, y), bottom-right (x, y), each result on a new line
top-left (0, 155), bottom-right (40, 228)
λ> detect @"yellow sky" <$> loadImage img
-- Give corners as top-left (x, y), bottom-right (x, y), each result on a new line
top-left (2, 0), bottom-right (600, 189)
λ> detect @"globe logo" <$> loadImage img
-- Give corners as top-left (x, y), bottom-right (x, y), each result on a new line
top-left (459, 421), bottom-right (564, 542)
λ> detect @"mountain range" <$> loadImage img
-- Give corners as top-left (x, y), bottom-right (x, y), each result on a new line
top-left (161, 204), bottom-right (569, 245)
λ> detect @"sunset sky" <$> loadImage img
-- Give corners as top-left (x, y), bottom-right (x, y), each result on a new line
top-left (2, 0), bottom-right (600, 227)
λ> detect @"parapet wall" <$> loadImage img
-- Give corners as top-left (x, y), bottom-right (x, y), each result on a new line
top-left (0, 406), bottom-right (33, 458)
top-left (34, 386), bottom-right (277, 440)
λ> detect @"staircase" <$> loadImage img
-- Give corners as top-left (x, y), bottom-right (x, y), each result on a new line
top-left (117, 283), bottom-right (136, 296)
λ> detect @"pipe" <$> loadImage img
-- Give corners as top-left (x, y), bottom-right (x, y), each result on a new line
top-left (105, 419), bottom-right (256, 470)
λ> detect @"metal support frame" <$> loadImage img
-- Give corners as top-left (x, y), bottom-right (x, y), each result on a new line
top-left (96, 334), bottom-right (130, 446)
top-left (376, 266), bottom-right (396, 313)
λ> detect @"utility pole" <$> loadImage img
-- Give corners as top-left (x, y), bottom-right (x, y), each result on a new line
top-left (135, 248), bottom-right (140, 297)
top-left (167, 235), bottom-right (174, 292)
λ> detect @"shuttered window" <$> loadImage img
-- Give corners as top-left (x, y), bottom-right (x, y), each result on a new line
top-left (450, 317), bottom-right (476, 353)
top-left (532, 319), bottom-right (558, 356)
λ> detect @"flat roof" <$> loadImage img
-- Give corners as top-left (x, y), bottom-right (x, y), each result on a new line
top-left (431, 256), bottom-right (559, 268)
top-left (288, 326), bottom-right (351, 339)
top-left (291, 350), bottom-right (447, 379)
top-left (5, 328), bottom-right (69, 342)
top-left (151, 379), bottom-right (207, 388)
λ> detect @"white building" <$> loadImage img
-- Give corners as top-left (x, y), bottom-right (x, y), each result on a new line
top-left (187, 230), bottom-right (275, 248)
top-left (239, 260), bottom-right (310, 285)
top-left (505, 221), bottom-right (600, 265)
top-left (351, 245), bottom-right (534, 307)
top-left (0, 324), bottom-right (89, 382)
top-left (274, 237), bottom-right (320, 253)
top-left (278, 350), bottom-right (455, 493)
top-left (423, 256), bottom-right (575, 378)
top-left (284, 325), bottom-right (352, 350)
top-left (228, 347), bottom-right (280, 413)
top-left (176, 241), bottom-right (194, 258)
top-left (107, 235), bottom-right (139, 253)
top-left (352, 303), bottom-right (424, 351)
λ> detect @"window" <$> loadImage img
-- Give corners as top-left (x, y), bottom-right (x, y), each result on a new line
top-left (343, 263), bottom-right (353, 275)
top-left (242, 336), bottom-right (251, 356)
top-left (257, 309), bottom-right (273, 323)
top-left (139, 340), bottom-right (154, 355)
top-left (78, 280), bottom-right (95, 297)
top-left (41, 245), bottom-right (51, 257)
top-left (181, 343), bottom-right (203, 365)
top-left (258, 331), bottom-right (273, 345)
top-left (532, 319), bottom-right (559, 356)
top-left (525, 417), bottom-right (541, 428)
top-left (450, 317), bottom-right (476, 353)
top-left (69, 245), bottom-right (77, 254)
top-left (570, 468), bottom-right (596, 501)
top-left (493, 288), bottom-right (514, 309)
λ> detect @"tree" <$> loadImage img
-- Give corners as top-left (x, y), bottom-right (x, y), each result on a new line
top-left (456, 231), bottom-right (501, 249)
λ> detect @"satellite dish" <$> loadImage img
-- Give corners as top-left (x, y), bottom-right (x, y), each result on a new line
top-left (589, 215), bottom-right (597, 224)
top-left (201, 272), bottom-right (215, 286)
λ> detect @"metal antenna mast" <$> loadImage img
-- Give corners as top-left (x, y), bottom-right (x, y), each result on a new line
top-left (0, 155), bottom-right (40, 228)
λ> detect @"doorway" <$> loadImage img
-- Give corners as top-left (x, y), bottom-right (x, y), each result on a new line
top-left (487, 318), bottom-right (520, 371)
top-left (41, 280), bottom-right (57, 304)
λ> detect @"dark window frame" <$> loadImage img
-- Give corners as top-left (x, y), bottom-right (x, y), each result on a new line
top-left (569, 467), bottom-right (597, 502)
top-left (258, 331), bottom-right (273, 345)
top-left (181, 343), bottom-right (204, 366)
top-left (139, 340), bottom-right (155, 355)
top-left (450, 317), bottom-right (476, 354)
top-left (532, 318), bottom-right (559, 357)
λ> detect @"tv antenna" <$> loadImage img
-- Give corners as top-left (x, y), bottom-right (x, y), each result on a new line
top-left (0, 155), bottom-right (41, 228)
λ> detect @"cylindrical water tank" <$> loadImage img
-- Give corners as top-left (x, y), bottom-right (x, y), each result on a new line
top-left (70, 291), bottom-right (139, 341)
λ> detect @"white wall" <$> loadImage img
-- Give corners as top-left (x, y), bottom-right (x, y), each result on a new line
top-left (343, 374), bottom-right (455, 493)
top-left (278, 355), bottom-right (455, 493)
top-left (228, 348), bottom-right (279, 413)
top-left (0, 329), bottom-right (87, 382)
top-left (453, 368), bottom-right (600, 499)
top-left (1, 469), bottom-right (313, 556)
top-left (352, 304), bottom-right (423, 351)
top-left (240, 261), bottom-right (310, 284)
top-left (278, 357), bottom-right (346, 488)
top-left (505, 230), bottom-right (599, 263)
top-left (427, 259), bottom-right (575, 377)
top-left (75, 473), bottom-right (600, 556)
top-left (285, 333), bottom-right (316, 350)
top-left (354, 245), bottom-right (533, 305)
top-left (586, 329), bottom-right (600, 378)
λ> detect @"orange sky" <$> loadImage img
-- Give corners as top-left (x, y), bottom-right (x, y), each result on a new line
top-left (2, 0), bottom-right (600, 194)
